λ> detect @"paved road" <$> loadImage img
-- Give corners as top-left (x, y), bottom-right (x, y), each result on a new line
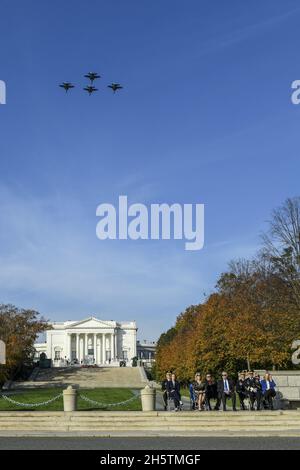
top-left (0, 437), bottom-right (299, 450)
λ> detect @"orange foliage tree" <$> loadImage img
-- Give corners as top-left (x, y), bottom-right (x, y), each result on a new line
top-left (0, 304), bottom-right (49, 385)
top-left (156, 267), bottom-right (300, 383)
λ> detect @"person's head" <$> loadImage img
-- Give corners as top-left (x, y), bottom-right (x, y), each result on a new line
top-left (249, 370), bottom-right (254, 378)
top-left (166, 371), bottom-right (171, 380)
top-left (255, 374), bottom-right (260, 380)
top-left (265, 372), bottom-right (271, 381)
top-left (195, 372), bottom-right (201, 382)
top-left (221, 371), bottom-right (228, 380)
top-left (171, 373), bottom-right (176, 381)
top-left (206, 373), bottom-right (212, 382)
top-left (239, 372), bottom-right (245, 380)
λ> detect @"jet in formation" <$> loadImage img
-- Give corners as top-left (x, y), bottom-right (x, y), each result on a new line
top-left (84, 72), bottom-right (101, 83)
top-left (59, 73), bottom-right (123, 96)
top-left (59, 82), bottom-right (75, 93)
top-left (107, 83), bottom-right (123, 93)
top-left (83, 85), bottom-right (98, 95)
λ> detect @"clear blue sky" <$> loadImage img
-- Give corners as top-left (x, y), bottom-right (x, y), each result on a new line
top-left (0, 0), bottom-right (300, 340)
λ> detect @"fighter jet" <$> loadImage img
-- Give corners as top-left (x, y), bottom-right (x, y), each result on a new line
top-left (108, 83), bottom-right (123, 93)
top-left (84, 72), bottom-right (101, 83)
top-left (83, 85), bottom-right (98, 95)
top-left (59, 82), bottom-right (75, 93)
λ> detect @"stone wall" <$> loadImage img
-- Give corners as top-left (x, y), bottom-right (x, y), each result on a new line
top-left (255, 370), bottom-right (300, 409)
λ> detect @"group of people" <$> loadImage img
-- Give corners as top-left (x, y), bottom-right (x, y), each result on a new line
top-left (161, 370), bottom-right (277, 412)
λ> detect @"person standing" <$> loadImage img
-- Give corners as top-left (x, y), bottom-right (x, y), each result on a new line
top-left (217, 371), bottom-right (237, 411)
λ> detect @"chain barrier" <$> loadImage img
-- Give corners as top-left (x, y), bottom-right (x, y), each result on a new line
top-left (0, 393), bottom-right (63, 408)
top-left (78, 391), bottom-right (141, 408)
top-left (0, 391), bottom-right (140, 409)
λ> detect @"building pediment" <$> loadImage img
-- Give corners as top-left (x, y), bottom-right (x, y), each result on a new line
top-left (67, 317), bottom-right (115, 329)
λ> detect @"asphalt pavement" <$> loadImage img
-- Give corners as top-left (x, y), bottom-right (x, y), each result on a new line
top-left (0, 437), bottom-right (299, 450)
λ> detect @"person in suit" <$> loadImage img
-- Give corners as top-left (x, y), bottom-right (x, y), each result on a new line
top-left (204, 373), bottom-right (220, 410)
top-left (236, 372), bottom-right (247, 410)
top-left (245, 370), bottom-right (262, 410)
top-left (261, 372), bottom-right (276, 410)
top-left (161, 371), bottom-right (172, 411)
top-left (166, 372), bottom-right (181, 411)
top-left (217, 371), bottom-right (237, 411)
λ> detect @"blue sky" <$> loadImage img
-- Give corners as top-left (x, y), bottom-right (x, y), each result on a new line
top-left (0, 0), bottom-right (300, 340)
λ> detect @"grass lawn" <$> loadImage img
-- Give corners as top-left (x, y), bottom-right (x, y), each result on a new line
top-left (0, 388), bottom-right (142, 411)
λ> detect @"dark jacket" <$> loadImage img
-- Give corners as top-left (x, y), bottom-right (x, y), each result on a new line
top-left (204, 380), bottom-right (218, 398)
top-left (236, 379), bottom-right (247, 394)
top-left (166, 380), bottom-right (180, 395)
top-left (245, 377), bottom-right (262, 393)
top-left (192, 380), bottom-right (206, 393)
top-left (217, 378), bottom-right (235, 394)
top-left (161, 379), bottom-right (171, 392)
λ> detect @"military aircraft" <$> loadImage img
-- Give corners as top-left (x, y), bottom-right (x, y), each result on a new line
top-left (83, 85), bottom-right (98, 95)
top-left (59, 82), bottom-right (75, 93)
top-left (108, 83), bottom-right (123, 93)
top-left (84, 72), bottom-right (101, 83)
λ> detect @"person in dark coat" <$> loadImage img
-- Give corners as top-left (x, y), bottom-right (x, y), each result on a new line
top-left (204, 373), bottom-right (220, 410)
top-left (166, 373), bottom-right (181, 411)
top-left (245, 370), bottom-right (262, 411)
top-left (161, 371), bottom-right (172, 411)
top-left (236, 371), bottom-right (247, 410)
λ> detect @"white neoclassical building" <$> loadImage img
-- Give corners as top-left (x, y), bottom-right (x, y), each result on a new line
top-left (34, 317), bottom-right (137, 367)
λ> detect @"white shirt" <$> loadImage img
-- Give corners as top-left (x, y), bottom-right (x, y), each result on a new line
top-left (266, 380), bottom-right (270, 390)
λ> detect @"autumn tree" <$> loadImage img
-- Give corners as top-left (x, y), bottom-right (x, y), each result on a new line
top-left (0, 304), bottom-right (49, 386)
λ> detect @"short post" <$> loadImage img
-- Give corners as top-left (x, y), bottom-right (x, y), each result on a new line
top-left (0, 340), bottom-right (6, 365)
top-left (141, 384), bottom-right (156, 411)
top-left (63, 385), bottom-right (77, 411)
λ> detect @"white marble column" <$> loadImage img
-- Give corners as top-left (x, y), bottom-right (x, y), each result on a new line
top-left (69, 333), bottom-right (72, 360)
top-left (114, 333), bottom-right (117, 359)
top-left (71, 334), bottom-right (73, 361)
top-left (94, 333), bottom-right (97, 363)
top-left (96, 335), bottom-right (99, 364)
top-left (76, 334), bottom-right (80, 361)
top-left (111, 333), bottom-right (115, 361)
top-left (66, 334), bottom-right (69, 360)
top-left (102, 333), bottom-right (106, 364)
top-left (85, 333), bottom-right (88, 357)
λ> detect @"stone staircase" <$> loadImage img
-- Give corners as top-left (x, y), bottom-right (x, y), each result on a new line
top-left (9, 367), bottom-right (148, 390)
top-left (0, 410), bottom-right (299, 436)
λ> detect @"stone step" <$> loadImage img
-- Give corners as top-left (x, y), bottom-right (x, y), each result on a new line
top-left (0, 425), bottom-right (299, 433)
top-left (0, 410), bottom-right (296, 416)
top-left (0, 416), bottom-right (299, 426)
top-left (0, 416), bottom-right (299, 424)
top-left (1, 413), bottom-right (299, 421)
